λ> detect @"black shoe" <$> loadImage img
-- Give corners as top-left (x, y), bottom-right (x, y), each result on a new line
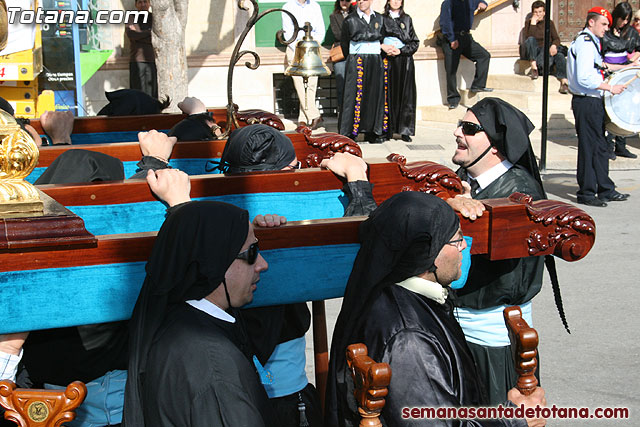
top-left (608, 150), bottom-right (617, 160)
top-left (578, 198), bottom-right (608, 207)
top-left (448, 103), bottom-right (459, 110)
top-left (615, 147), bottom-right (638, 159)
top-left (599, 191), bottom-right (630, 202)
top-left (470, 87), bottom-right (494, 92)
top-left (401, 134), bottom-right (412, 142)
top-left (374, 136), bottom-right (388, 144)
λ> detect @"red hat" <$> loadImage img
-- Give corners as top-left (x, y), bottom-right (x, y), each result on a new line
top-left (588, 6), bottom-right (612, 26)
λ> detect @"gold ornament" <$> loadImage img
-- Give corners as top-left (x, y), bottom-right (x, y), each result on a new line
top-left (0, 109), bottom-right (44, 216)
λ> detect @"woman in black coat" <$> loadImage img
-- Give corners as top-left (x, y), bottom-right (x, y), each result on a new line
top-left (382, 0), bottom-right (419, 142)
top-left (602, 1), bottom-right (640, 159)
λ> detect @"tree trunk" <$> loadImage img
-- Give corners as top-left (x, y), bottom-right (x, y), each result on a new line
top-left (152, 0), bottom-right (188, 112)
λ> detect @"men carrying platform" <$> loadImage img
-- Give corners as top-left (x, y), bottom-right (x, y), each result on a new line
top-left (567, 6), bottom-right (630, 207)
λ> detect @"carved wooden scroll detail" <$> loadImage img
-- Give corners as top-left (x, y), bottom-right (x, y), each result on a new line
top-left (386, 153), bottom-right (464, 198)
top-left (346, 343), bottom-right (391, 427)
top-left (503, 306), bottom-right (539, 396)
top-left (508, 193), bottom-right (596, 261)
top-left (296, 125), bottom-right (363, 167)
top-left (236, 109), bottom-right (285, 130)
top-left (0, 380), bottom-right (87, 427)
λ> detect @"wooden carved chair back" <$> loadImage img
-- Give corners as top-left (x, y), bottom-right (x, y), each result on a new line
top-left (346, 343), bottom-right (391, 427)
top-left (503, 306), bottom-right (539, 395)
top-left (0, 380), bottom-right (86, 427)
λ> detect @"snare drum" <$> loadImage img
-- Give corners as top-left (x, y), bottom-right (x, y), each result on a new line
top-left (604, 66), bottom-right (640, 137)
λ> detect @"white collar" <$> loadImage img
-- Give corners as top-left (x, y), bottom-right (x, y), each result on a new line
top-left (293, 0), bottom-right (310, 7)
top-left (357, 8), bottom-right (375, 21)
top-left (389, 10), bottom-right (400, 19)
top-left (469, 159), bottom-right (513, 191)
top-left (395, 276), bottom-right (448, 305)
top-left (186, 298), bottom-right (236, 323)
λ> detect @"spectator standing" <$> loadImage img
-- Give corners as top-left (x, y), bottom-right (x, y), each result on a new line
top-left (567, 7), bottom-right (630, 207)
top-left (339, 0), bottom-right (398, 143)
top-left (126, 0), bottom-right (157, 99)
top-left (438, 0), bottom-right (492, 110)
top-left (602, 1), bottom-right (640, 159)
top-left (282, 0), bottom-right (326, 130)
top-left (522, 1), bottom-right (569, 94)
top-left (382, 0), bottom-right (419, 142)
top-left (330, 0), bottom-right (353, 117)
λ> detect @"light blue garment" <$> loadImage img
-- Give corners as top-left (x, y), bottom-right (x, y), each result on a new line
top-left (0, 349), bottom-right (21, 381)
top-left (349, 40), bottom-right (381, 55)
top-left (449, 236), bottom-right (472, 290)
top-left (454, 301), bottom-right (533, 347)
top-left (262, 337), bottom-right (308, 398)
top-left (567, 28), bottom-right (604, 97)
top-left (45, 370), bottom-right (126, 427)
top-left (383, 36), bottom-right (405, 49)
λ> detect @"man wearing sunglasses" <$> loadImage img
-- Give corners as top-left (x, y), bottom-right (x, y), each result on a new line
top-left (124, 200), bottom-right (277, 426)
top-left (145, 127), bottom-right (377, 426)
top-left (446, 98), bottom-right (551, 406)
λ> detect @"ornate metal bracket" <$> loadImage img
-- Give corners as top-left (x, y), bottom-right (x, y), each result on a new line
top-left (386, 153), bottom-right (464, 198)
top-left (509, 193), bottom-right (596, 261)
top-left (223, 0), bottom-right (302, 137)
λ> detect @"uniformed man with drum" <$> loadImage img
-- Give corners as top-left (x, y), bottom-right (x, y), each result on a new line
top-left (567, 6), bottom-right (630, 207)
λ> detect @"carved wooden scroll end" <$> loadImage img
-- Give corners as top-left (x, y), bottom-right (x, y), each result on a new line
top-left (503, 307), bottom-right (539, 396)
top-left (509, 194), bottom-right (596, 261)
top-left (386, 154), bottom-right (463, 198)
top-left (346, 343), bottom-right (391, 427)
top-left (0, 379), bottom-right (87, 427)
top-left (298, 127), bottom-right (363, 158)
top-left (236, 109), bottom-right (285, 130)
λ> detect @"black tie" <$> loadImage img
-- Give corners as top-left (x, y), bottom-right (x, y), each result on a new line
top-left (469, 178), bottom-right (480, 196)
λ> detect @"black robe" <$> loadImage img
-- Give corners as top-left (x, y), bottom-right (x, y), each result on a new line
top-left (455, 167), bottom-right (545, 309)
top-left (335, 285), bottom-right (524, 427)
top-left (382, 13), bottom-right (419, 138)
top-left (454, 166), bottom-right (545, 406)
top-left (339, 12), bottom-right (386, 137)
top-left (141, 303), bottom-right (275, 427)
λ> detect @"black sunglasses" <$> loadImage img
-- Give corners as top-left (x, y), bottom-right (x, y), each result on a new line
top-left (236, 241), bottom-right (260, 264)
top-left (457, 120), bottom-right (485, 136)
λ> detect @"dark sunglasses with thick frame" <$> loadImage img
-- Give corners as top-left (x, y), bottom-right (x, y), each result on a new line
top-left (457, 120), bottom-right (485, 136)
top-left (236, 241), bottom-right (260, 264)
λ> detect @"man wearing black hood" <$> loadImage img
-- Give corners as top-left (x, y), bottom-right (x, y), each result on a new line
top-left (325, 192), bottom-right (546, 427)
top-left (447, 98), bottom-right (562, 406)
top-left (123, 201), bottom-right (276, 426)
top-left (138, 124), bottom-right (376, 427)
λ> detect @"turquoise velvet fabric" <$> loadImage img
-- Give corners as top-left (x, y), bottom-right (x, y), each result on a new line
top-left (69, 190), bottom-right (348, 235)
top-left (68, 130), bottom-right (169, 145)
top-left (27, 158), bottom-right (222, 184)
top-left (0, 244), bottom-right (359, 334)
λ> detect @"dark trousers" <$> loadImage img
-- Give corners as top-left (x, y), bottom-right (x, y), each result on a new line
top-left (572, 95), bottom-right (616, 200)
top-left (524, 37), bottom-right (567, 80)
top-left (270, 383), bottom-right (323, 427)
top-left (129, 61), bottom-right (158, 99)
top-left (441, 33), bottom-right (490, 104)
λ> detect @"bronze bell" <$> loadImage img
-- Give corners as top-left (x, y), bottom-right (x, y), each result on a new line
top-left (284, 22), bottom-right (331, 80)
